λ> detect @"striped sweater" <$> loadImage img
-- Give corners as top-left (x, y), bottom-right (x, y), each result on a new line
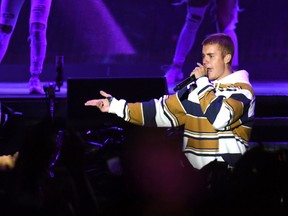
top-left (109, 70), bottom-right (255, 169)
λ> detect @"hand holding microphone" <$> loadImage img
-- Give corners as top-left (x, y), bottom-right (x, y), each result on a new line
top-left (174, 63), bottom-right (207, 91)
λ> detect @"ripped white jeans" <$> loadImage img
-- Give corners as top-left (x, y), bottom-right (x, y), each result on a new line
top-left (0, 0), bottom-right (52, 75)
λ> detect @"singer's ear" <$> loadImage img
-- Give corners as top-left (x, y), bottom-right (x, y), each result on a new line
top-left (224, 54), bottom-right (232, 64)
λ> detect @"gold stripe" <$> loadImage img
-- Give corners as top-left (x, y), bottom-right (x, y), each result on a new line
top-left (165, 94), bottom-right (186, 125)
top-left (217, 83), bottom-right (255, 96)
top-left (233, 125), bottom-right (252, 142)
top-left (224, 98), bottom-right (244, 122)
top-left (128, 103), bottom-right (144, 125)
top-left (185, 115), bottom-right (216, 133)
top-left (186, 138), bottom-right (219, 151)
top-left (199, 90), bottom-right (216, 113)
top-left (236, 83), bottom-right (255, 96)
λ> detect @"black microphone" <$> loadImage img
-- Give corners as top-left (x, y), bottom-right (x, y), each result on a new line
top-left (55, 55), bottom-right (64, 92)
top-left (173, 74), bottom-right (196, 91)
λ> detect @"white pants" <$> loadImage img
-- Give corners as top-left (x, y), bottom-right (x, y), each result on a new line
top-left (173, 0), bottom-right (239, 67)
top-left (0, 0), bottom-right (52, 75)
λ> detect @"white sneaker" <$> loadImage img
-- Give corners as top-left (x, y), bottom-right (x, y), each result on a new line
top-left (29, 76), bottom-right (44, 94)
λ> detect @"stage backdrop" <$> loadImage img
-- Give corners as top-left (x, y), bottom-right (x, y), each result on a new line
top-left (1, 0), bottom-right (287, 81)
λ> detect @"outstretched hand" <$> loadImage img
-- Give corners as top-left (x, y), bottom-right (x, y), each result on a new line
top-left (84, 90), bottom-right (112, 113)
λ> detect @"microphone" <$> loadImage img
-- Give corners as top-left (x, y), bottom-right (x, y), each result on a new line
top-left (173, 74), bottom-right (196, 91)
top-left (55, 55), bottom-right (64, 92)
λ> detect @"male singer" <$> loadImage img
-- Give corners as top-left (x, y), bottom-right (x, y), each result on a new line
top-left (84, 33), bottom-right (255, 170)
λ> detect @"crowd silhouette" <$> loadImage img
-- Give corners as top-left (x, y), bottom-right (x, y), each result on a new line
top-left (0, 116), bottom-right (288, 215)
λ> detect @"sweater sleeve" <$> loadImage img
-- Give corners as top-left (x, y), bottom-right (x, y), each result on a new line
top-left (196, 76), bottom-right (255, 131)
top-left (108, 94), bottom-right (187, 127)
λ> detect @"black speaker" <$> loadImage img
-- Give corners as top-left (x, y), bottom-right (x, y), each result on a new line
top-left (66, 77), bottom-right (168, 130)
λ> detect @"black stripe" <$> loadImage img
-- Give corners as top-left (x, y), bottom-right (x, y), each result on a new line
top-left (198, 84), bottom-right (213, 96)
top-left (205, 96), bottom-right (225, 123)
top-left (123, 102), bottom-right (128, 120)
top-left (184, 133), bottom-right (235, 140)
top-left (162, 99), bottom-right (176, 127)
top-left (142, 100), bottom-right (157, 126)
top-left (182, 100), bottom-right (204, 117)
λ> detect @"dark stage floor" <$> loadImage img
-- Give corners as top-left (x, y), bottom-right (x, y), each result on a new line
top-left (1, 62), bottom-right (288, 97)
top-left (1, 80), bottom-right (288, 97)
